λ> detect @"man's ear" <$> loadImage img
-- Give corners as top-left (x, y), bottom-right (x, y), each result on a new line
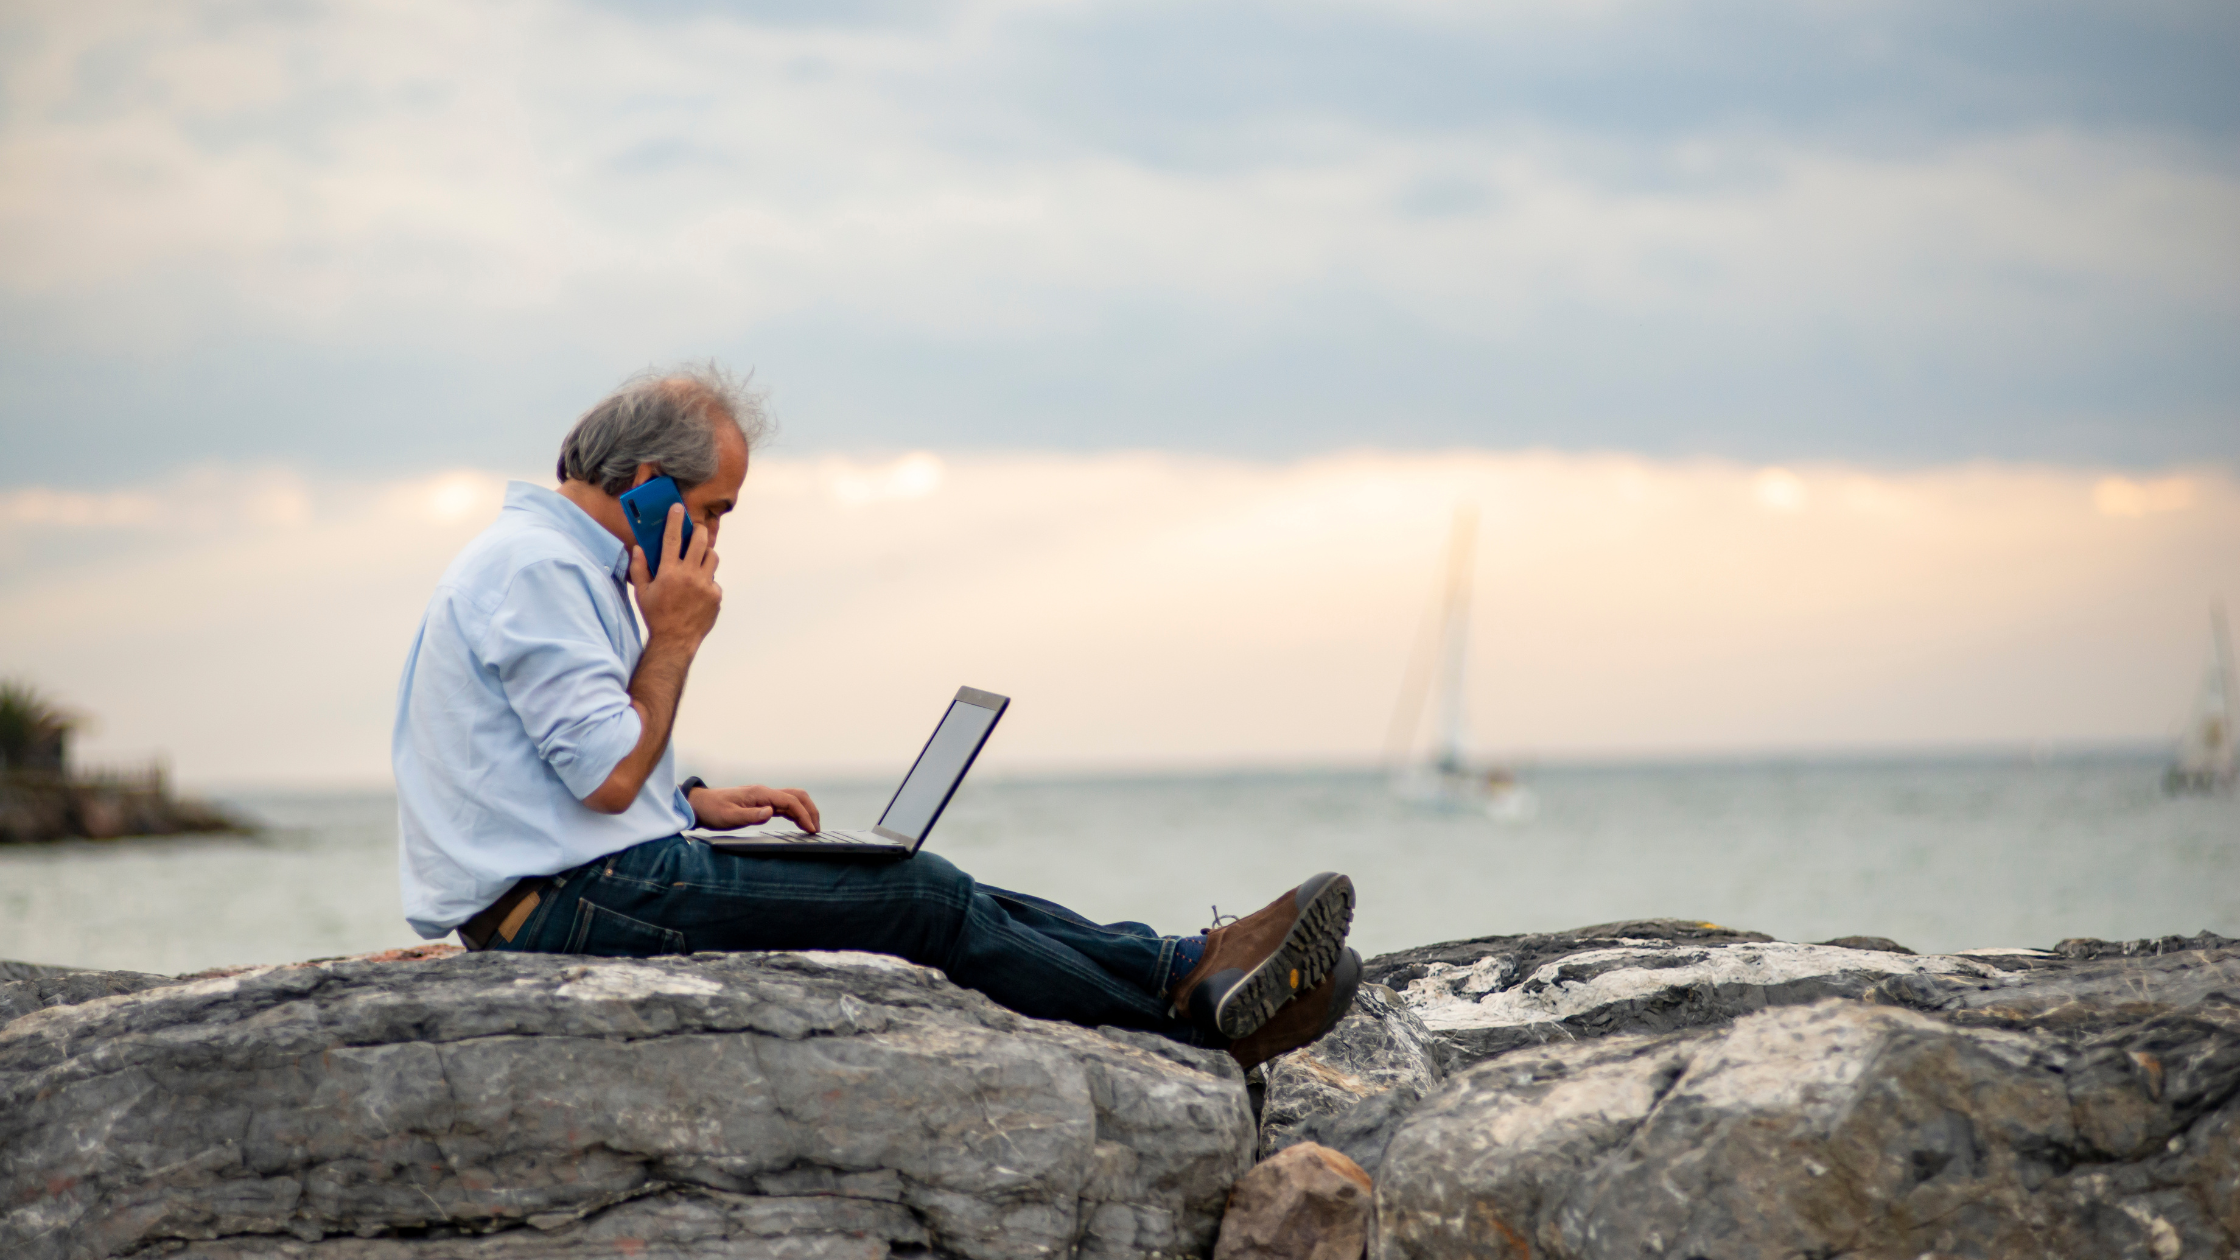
top-left (629, 463), bottom-right (660, 489)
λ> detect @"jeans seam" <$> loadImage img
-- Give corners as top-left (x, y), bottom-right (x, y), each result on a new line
top-left (1030, 947), bottom-right (1175, 1022)
top-left (589, 901), bottom-right (686, 953)
top-left (973, 907), bottom-right (1175, 1022)
top-left (1150, 936), bottom-right (1178, 996)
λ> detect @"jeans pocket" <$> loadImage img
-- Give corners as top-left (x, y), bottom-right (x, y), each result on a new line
top-left (564, 898), bottom-right (688, 957)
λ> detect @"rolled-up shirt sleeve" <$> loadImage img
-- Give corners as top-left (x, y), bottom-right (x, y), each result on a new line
top-left (477, 560), bottom-right (644, 800)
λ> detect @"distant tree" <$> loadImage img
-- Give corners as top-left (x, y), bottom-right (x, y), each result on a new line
top-left (0, 680), bottom-right (77, 774)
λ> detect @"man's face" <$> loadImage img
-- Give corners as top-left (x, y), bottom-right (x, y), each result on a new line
top-left (683, 426), bottom-right (749, 543)
top-left (630, 425), bottom-right (749, 543)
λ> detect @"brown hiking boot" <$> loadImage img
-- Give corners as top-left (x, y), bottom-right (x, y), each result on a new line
top-left (1227, 947), bottom-right (1364, 1071)
top-left (1168, 872), bottom-right (1354, 1041)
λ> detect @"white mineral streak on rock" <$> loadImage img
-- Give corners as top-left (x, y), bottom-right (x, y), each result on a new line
top-left (1672, 999), bottom-right (1934, 1117)
top-left (1400, 940), bottom-right (1997, 1033)
top-left (0, 967), bottom-right (269, 1043)
top-left (773, 949), bottom-right (945, 979)
top-left (1473, 1042), bottom-right (1690, 1152)
top-left (552, 963), bottom-right (726, 1001)
top-left (2120, 1201), bottom-right (2187, 1260)
top-left (1447, 954), bottom-right (1513, 996)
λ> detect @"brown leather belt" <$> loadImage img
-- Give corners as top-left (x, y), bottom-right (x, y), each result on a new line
top-left (458, 877), bottom-right (548, 951)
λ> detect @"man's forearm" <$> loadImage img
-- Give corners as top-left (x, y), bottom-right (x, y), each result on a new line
top-left (583, 634), bottom-right (698, 813)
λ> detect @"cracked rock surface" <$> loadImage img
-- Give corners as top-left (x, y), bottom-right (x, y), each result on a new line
top-left (1375, 995), bottom-right (2240, 1259)
top-left (1255, 985), bottom-right (1442, 1176)
top-left (0, 949), bottom-right (1254, 1260)
top-left (1296, 922), bottom-right (2240, 1260)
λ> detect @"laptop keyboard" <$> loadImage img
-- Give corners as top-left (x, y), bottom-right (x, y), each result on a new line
top-left (728, 829), bottom-right (897, 846)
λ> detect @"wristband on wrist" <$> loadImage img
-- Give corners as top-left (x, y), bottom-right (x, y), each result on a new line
top-left (679, 776), bottom-right (708, 824)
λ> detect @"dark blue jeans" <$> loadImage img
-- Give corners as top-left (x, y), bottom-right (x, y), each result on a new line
top-left (490, 834), bottom-right (1212, 1045)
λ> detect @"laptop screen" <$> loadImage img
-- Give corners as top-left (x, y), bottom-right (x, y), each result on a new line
top-left (876, 692), bottom-right (1004, 841)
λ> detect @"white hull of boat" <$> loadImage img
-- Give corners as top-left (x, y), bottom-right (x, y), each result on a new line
top-left (1389, 768), bottom-right (1539, 821)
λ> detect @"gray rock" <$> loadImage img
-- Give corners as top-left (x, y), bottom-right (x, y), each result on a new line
top-left (1360, 919), bottom-right (1773, 991)
top-left (2056, 929), bottom-right (2237, 961)
top-left (1260, 927), bottom-right (2240, 1194)
top-left (1374, 992), bottom-right (2240, 1259)
top-left (1815, 934), bottom-right (1914, 954)
top-left (0, 959), bottom-right (86, 982)
top-left (1359, 927), bottom-right (2240, 1259)
top-left (0, 962), bottom-right (174, 1023)
top-left (0, 949), bottom-right (1254, 1260)
top-left (1256, 986), bottom-right (1441, 1176)
top-left (1893, 937), bottom-right (2240, 1031)
top-left (1387, 934), bottom-right (2082, 1068)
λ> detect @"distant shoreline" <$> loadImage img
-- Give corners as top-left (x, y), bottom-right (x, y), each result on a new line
top-left (0, 769), bottom-right (250, 845)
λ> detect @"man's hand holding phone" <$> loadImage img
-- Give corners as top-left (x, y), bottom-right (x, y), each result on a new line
top-left (632, 503), bottom-right (722, 649)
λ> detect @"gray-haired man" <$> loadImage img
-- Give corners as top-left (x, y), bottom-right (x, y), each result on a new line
top-left (392, 366), bottom-right (1360, 1067)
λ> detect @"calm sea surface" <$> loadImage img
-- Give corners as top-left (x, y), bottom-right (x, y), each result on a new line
top-left (3, 755), bottom-right (2235, 975)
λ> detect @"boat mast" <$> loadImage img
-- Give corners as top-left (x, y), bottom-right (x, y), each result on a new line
top-left (2209, 601), bottom-right (2236, 774)
top-left (2170, 601), bottom-right (2237, 793)
top-left (1432, 507), bottom-right (1477, 776)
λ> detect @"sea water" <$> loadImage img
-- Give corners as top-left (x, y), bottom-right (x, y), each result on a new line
top-left (2, 754), bottom-right (2234, 975)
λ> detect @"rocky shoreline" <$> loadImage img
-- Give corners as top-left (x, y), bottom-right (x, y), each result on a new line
top-left (0, 771), bottom-right (246, 844)
top-left (3, 921), bottom-right (2234, 1258)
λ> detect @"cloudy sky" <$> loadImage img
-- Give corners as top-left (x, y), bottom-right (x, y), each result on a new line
top-left (1, 0), bottom-right (2235, 783)
top-left (5, 0), bottom-right (2236, 475)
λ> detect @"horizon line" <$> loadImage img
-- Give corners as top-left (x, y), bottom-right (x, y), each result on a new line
top-left (178, 737), bottom-right (2183, 798)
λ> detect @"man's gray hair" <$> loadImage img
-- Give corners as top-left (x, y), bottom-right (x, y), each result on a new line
top-left (556, 364), bottom-right (769, 494)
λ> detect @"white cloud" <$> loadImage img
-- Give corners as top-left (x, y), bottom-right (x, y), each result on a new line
top-left (1752, 467), bottom-right (1808, 513)
top-left (2, 450), bottom-right (2232, 787)
top-left (824, 452), bottom-right (946, 507)
top-left (2, 0), bottom-right (2232, 369)
top-left (2094, 475), bottom-right (2195, 518)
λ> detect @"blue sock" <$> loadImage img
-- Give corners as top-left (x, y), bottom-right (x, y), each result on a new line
top-left (1166, 934), bottom-right (1207, 989)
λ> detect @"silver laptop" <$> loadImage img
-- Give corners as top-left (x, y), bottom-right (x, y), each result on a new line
top-left (691, 686), bottom-right (1008, 859)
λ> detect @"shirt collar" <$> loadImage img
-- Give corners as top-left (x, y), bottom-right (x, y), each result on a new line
top-left (503, 481), bottom-right (631, 581)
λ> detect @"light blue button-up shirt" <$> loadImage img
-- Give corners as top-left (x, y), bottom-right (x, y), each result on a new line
top-left (394, 481), bottom-right (693, 938)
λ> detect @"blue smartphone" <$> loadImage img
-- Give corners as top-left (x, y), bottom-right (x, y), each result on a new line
top-left (619, 476), bottom-right (694, 577)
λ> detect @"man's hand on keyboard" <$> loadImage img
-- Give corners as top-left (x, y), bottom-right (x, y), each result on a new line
top-left (686, 783), bottom-right (822, 833)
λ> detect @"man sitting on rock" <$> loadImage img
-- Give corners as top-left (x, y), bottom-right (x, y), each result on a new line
top-left (393, 365), bottom-right (1361, 1068)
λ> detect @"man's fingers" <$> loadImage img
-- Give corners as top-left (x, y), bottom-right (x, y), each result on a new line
top-left (685, 509), bottom-right (713, 564)
top-left (662, 503), bottom-right (685, 567)
top-left (783, 787), bottom-right (820, 833)
top-left (734, 785), bottom-right (819, 832)
top-left (627, 545), bottom-right (650, 591)
top-left (766, 788), bottom-right (816, 832)
top-left (771, 789), bottom-right (804, 825)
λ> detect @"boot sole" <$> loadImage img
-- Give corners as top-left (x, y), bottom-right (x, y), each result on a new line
top-left (1314, 947), bottom-right (1365, 1042)
top-left (1210, 872), bottom-right (1354, 1040)
top-left (1229, 947), bottom-right (1365, 1072)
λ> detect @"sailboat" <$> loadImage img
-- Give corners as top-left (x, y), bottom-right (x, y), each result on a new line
top-left (1384, 508), bottom-right (1535, 820)
top-left (2164, 602), bottom-right (2237, 795)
